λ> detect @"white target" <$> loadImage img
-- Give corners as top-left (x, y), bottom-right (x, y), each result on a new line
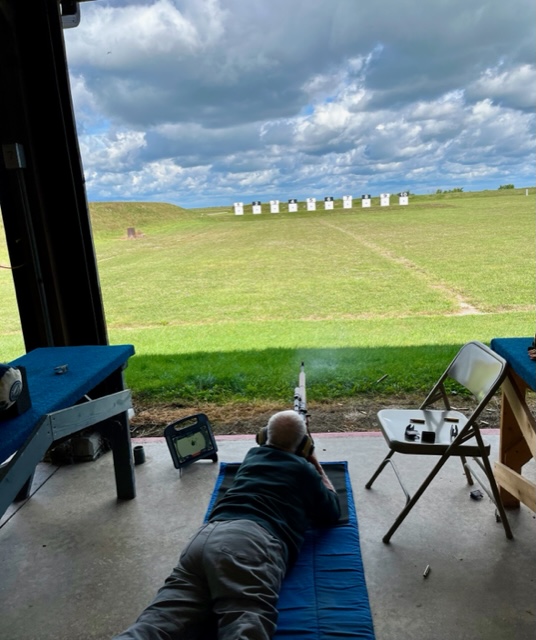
top-left (288, 199), bottom-right (298, 212)
top-left (270, 200), bottom-right (280, 213)
top-left (306, 197), bottom-right (316, 211)
top-left (343, 195), bottom-right (352, 209)
top-left (399, 192), bottom-right (409, 205)
top-left (361, 194), bottom-right (371, 208)
top-left (324, 196), bottom-right (334, 210)
top-left (234, 202), bottom-right (244, 215)
top-left (380, 193), bottom-right (390, 207)
top-left (252, 201), bottom-right (262, 214)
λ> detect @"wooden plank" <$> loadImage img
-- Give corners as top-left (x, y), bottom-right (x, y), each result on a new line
top-left (0, 416), bottom-right (52, 519)
top-left (502, 374), bottom-right (536, 457)
top-left (48, 390), bottom-right (132, 439)
top-left (494, 461), bottom-right (536, 513)
top-left (499, 378), bottom-right (535, 473)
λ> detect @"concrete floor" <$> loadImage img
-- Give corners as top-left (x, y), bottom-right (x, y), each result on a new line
top-left (0, 432), bottom-right (535, 640)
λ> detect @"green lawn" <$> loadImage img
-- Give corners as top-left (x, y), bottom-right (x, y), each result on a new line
top-left (1, 189), bottom-right (534, 404)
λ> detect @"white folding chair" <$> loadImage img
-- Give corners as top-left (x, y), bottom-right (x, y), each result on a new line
top-left (365, 341), bottom-right (513, 543)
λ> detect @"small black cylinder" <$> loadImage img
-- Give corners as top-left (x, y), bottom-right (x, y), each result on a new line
top-left (133, 445), bottom-right (146, 465)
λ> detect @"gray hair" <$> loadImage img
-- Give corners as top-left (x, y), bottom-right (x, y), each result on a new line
top-left (266, 410), bottom-right (306, 452)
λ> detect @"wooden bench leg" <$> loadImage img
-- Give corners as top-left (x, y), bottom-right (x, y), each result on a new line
top-left (108, 410), bottom-right (136, 500)
top-left (14, 471), bottom-right (35, 501)
top-left (498, 373), bottom-right (535, 509)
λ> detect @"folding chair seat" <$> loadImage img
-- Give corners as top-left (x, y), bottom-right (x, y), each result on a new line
top-left (365, 340), bottom-right (513, 543)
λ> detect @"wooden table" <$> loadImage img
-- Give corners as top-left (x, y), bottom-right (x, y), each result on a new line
top-left (0, 345), bottom-right (136, 519)
top-left (490, 337), bottom-right (536, 512)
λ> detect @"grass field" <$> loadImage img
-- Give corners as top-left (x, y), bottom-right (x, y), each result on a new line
top-left (1, 189), bottom-right (535, 404)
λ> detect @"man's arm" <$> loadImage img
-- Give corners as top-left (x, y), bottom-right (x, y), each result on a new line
top-left (305, 453), bottom-right (341, 525)
top-left (307, 452), bottom-right (336, 492)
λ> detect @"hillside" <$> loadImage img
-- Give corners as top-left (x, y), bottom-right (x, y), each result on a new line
top-left (88, 201), bottom-right (191, 236)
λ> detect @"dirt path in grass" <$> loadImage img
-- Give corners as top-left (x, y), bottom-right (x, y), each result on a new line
top-left (318, 220), bottom-right (482, 315)
top-left (129, 393), bottom-right (511, 438)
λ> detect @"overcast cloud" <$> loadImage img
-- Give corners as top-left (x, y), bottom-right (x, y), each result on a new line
top-left (64, 0), bottom-right (536, 207)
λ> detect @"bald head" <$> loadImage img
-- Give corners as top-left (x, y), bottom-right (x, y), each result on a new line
top-left (266, 410), bottom-right (307, 452)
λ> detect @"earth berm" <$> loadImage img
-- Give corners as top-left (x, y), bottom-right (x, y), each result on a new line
top-left (129, 393), bottom-right (510, 438)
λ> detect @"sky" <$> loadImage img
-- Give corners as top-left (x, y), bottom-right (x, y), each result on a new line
top-left (63, 0), bottom-right (536, 208)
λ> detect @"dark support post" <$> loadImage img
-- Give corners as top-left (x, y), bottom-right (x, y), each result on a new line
top-left (0, 0), bottom-right (108, 351)
top-left (108, 408), bottom-right (137, 500)
top-left (94, 367), bottom-right (136, 501)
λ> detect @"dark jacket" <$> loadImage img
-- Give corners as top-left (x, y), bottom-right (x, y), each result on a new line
top-left (209, 445), bottom-right (341, 566)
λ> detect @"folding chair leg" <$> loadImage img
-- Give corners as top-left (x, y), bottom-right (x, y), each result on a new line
top-left (365, 450), bottom-right (395, 490)
top-left (382, 454), bottom-right (451, 543)
top-left (471, 429), bottom-right (513, 540)
top-left (382, 434), bottom-right (514, 543)
top-left (460, 455), bottom-right (474, 485)
top-left (486, 477), bottom-right (513, 540)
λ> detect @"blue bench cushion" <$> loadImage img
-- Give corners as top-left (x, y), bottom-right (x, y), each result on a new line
top-left (490, 337), bottom-right (535, 391)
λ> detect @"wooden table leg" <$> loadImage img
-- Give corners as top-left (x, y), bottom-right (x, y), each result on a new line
top-left (97, 367), bottom-right (136, 501)
top-left (495, 372), bottom-right (536, 510)
top-left (108, 407), bottom-right (136, 500)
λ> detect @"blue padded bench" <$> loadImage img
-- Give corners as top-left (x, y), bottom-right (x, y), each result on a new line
top-left (0, 345), bottom-right (136, 519)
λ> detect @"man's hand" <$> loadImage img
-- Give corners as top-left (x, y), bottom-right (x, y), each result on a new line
top-left (307, 453), bottom-right (336, 493)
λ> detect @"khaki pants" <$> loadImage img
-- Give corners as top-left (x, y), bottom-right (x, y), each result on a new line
top-left (114, 519), bottom-right (287, 640)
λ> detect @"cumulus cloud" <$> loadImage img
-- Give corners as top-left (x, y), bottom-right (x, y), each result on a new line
top-left (65, 0), bottom-right (536, 206)
top-left (467, 64), bottom-right (536, 110)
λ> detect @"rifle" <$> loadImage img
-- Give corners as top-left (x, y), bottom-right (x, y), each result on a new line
top-left (293, 361), bottom-right (307, 421)
top-left (293, 362), bottom-right (315, 454)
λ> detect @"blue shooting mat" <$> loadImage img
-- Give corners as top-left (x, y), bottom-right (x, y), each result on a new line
top-left (205, 461), bottom-right (376, 640)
